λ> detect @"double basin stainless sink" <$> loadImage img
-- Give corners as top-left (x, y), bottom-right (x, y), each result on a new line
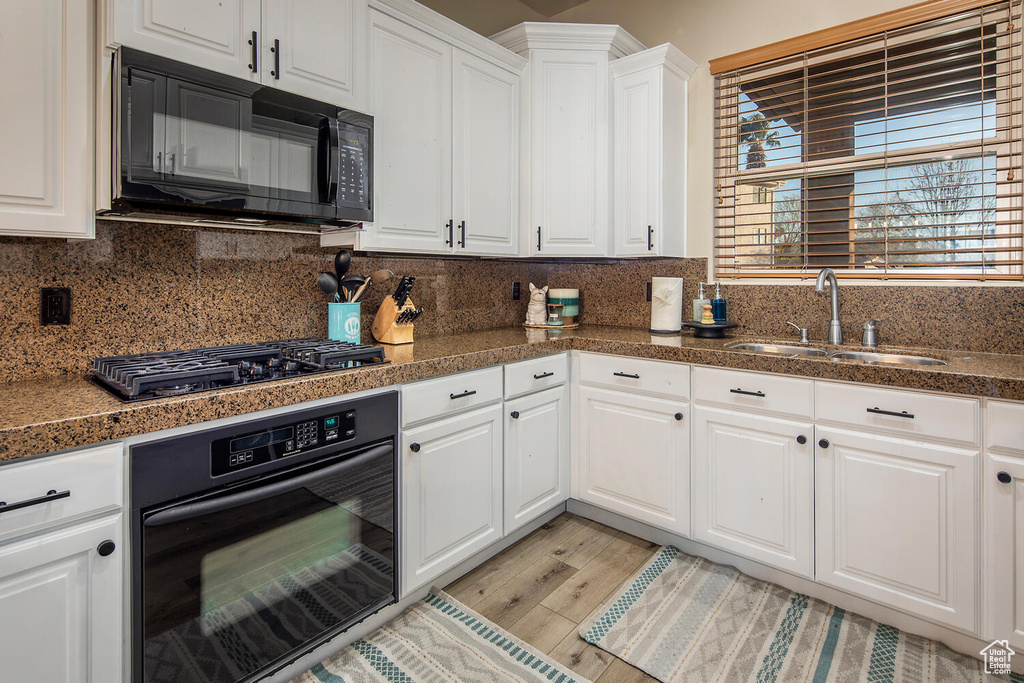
top-left (727, 342), bottom-right (949, 367)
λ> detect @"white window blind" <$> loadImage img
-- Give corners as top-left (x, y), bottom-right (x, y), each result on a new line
top-left (713, 1), bottom-right (1024, 279)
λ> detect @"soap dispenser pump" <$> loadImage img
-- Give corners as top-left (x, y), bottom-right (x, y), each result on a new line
top-left (693, 283), bottom-right (710, 322)
top-left (711, 282), bottom-right (727, 323)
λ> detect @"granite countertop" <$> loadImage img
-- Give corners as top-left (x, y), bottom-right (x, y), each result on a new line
top-left (3, 325), bottom-right (1024, 463)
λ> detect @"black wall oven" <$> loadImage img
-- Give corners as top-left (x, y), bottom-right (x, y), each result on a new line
top-left (114, 48), bottom-right (372, 228)
top-left (130, 392), bottom-right (397, 683)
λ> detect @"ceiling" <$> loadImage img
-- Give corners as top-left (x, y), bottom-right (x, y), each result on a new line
top-left (517, 0), bottom-right (591, 16)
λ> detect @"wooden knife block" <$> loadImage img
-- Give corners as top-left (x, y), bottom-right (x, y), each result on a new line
top-left (371, 296), bottom-right (416, 345)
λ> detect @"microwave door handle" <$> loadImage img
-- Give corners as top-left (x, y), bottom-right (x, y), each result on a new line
top-left (317, 117), bottom-right (340, 204)
top-left (143, 443), bottom-right (392, 527)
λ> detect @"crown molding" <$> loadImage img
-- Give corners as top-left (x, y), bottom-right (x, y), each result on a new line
top-left (370, 0), bottom-right (527, 73)
top-left (610, 43), bottom-right (698, 80)
top-left (490, 22), bottom-right (646, 58)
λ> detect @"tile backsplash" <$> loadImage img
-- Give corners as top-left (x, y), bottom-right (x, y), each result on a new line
top-left (1, 220), bottom-right (1022, 382)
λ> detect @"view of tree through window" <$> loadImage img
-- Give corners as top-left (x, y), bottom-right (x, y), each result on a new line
top-left (715, 2), bottom-right (1023, 279)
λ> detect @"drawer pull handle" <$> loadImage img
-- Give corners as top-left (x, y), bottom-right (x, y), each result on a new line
top-left (510, 411), bottom-right (520, 419)
top-left (614, 372), bottom-right (640, 379)
top-left (409, 443), bottom-right (421, 453)
top-left (450, 390), bottom-right (477, 400)
top-left (534, 371), bottom-right (554, 379)
top-left (797, 435), bottom-right (807, 444)
top-left (97, 540), bottom-right (116, 557)
top-left (866, 407), bottom-right (914, 419)
top-left (819, 439), bottom-right (830, 449)
top-left (0, 489), bottom-right (70, 515)
top-left (730, 388), bottom-right (765, 398)
top-left (674, 413), bottom-right (684, 421)
top-left (998, 471), bottom-right (1013, 484)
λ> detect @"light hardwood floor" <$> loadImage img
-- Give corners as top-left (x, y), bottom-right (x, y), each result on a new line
top-left (444, 512), bottom-right (659, 683)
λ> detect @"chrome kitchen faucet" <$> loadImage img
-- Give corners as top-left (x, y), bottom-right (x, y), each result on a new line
top-left (815, 268), bottom-right (843, 345)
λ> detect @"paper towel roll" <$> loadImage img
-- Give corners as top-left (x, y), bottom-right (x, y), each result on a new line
top-left (650, 277), bottom-right (684, 333)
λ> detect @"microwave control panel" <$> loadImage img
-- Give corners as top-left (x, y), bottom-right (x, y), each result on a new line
top-left (210, 409), bottom-right (357, 476)
top-left (337, 121), bottom-right (369, 210)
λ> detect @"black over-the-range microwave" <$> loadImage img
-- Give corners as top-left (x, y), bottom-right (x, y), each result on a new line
top-left (110, 48), bottom-right (372, 228)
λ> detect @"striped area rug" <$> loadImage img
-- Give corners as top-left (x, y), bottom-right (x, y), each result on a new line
top-left (580, 546), bottom-right (1023, 683)
top-left (293, 589), bottom-right (593, 683)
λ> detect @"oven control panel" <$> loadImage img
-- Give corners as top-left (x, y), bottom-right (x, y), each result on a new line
top-left (210, 409), bottom-right (356, 476)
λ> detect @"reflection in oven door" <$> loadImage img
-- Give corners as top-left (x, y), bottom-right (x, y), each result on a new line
top-left (141, 445), bottom-right (394, 683)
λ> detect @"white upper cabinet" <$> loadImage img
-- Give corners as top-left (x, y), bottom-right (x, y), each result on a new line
top-left (355, 2), bottom-right (524, 255)
top-left (493, 24), bottom-right (644, 257)
top-left (261, 0), bottom-right (366, 109)
top-left (0, 0), bottom-right (94, 238)
top-left (366, 11), bottom-right (453, 253)
top-left (113, 0), bottom-right (262, 81)
top-left (451, 51), bottom-right (520, 256)
top-left (611, 44), bottom-right (695, 257)
top-left (112, 0), bottom-right (365, 109)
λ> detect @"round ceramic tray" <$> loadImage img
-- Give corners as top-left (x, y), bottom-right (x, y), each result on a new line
top-left (524, 322), bottom-right (580, 330)
top-left (681, 321), bottom-right (739, 339)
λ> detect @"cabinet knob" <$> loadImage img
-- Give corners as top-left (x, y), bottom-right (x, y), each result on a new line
top-left (819, 439), bottom-right (830, 449)
top-left (674, 413), bottom-right (684, 421)
top-left (97, 540), bottom-right (116, 557)
top-left (409, 443), bottom-right (421, 453)
top-left (510, 411), bottom-right (520, 419)
top-left (796, 435), bottom-right (807, 444)
top-left (998, 471), bottom-right (1013, 484)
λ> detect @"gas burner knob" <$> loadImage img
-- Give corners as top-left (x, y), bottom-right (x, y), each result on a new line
top-left (249, 365), bottom-right (265, 377)
top-left (285, 361), bottom-right (298, 372)
top-left (267, 358), bottom-right (282, 368)
top-left (238, 361), bottom-right (251, 371)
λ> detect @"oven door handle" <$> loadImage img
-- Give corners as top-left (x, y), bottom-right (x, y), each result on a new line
top-left (143, 443), bottom-right (392, 527)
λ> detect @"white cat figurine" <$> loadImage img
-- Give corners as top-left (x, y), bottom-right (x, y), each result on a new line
top-left (525, 283), bottom-right (548, 325)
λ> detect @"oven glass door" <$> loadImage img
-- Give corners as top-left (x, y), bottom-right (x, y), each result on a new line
top-left (140, 443), bottom-right (395, 683)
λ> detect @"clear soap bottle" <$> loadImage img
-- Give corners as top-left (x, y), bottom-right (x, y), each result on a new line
top-left (692, 283), bottom-right (710, 323)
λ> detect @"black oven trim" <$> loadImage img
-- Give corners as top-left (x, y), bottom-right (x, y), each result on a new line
top-left (129, 392), bottom-right (398, 683)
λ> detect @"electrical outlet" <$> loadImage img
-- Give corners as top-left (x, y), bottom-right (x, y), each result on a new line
top-left (646, 282), bottom-right (652, 302)
top-left (41, 287), bottom-right (71, 325)
top-left (512, 282), bottom-right (521, 300)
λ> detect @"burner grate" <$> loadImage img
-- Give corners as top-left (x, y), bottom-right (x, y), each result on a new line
top-left (92, 351), bottom-right (239, 399)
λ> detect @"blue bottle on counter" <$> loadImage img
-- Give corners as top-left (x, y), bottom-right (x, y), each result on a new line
top-left (711, 282), bottom-right (727, 323)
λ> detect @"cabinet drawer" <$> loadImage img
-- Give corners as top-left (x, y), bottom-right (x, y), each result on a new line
top-left (988, 401), bottom-right (1024, 453)
top-left (815, 382), bottom-right (980, 445)
top-left (577, 353), bottom-right (689, 400)
top-left (692, 366), bottom-right (813, 419)
top-left (0, 443), bottom-right (123, 542)
top-left (402, 367), bottom-right (503, 427)
top-left (505, 354), bottom-right (567, 400)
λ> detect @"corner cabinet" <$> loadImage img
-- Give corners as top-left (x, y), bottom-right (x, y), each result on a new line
top-left (357, 3), bottom-right (523, 256)
top-left (111, 0), bottom-right (366, 109)
top-left (493, 23), bottom-right (645, 257)
top-left (611, 45), bottom-right (696, 257)
top-left (0, 0), bottom-right (94, 238)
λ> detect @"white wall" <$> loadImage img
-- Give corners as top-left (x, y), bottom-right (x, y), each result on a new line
top-left (546, 0), bottom-right (926, 272)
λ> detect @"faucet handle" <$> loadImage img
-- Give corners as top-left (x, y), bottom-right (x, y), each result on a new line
top-left (786, 321), bottom-right (811, 343)
top-left (863, 318), bottom-right (881, 329)
top-left (862, 319), bottom-right (881, 348)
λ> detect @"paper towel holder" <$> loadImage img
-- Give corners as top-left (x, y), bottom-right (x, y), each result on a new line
top-left (650, 277), bottom-right (684, 334)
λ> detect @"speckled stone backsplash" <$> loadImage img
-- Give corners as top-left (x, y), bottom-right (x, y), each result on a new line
top-left (2, 219), bottom-right (1022, 383)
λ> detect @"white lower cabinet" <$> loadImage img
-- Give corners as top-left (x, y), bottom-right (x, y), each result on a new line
top-left (815, 426), bottom-right (978, 632)
top-left (692, 406), bottom-right (813, 578)
top-left (0, 514), bottom-right (123, 683)
top-left (576, 385), bottom-right (689, 536)
top-left (988, 452), bottom-right (1024, 650)
top-left (504, 386), bottom-right (569, 534)
top-left (401, 403), bottom-right (503, 596)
